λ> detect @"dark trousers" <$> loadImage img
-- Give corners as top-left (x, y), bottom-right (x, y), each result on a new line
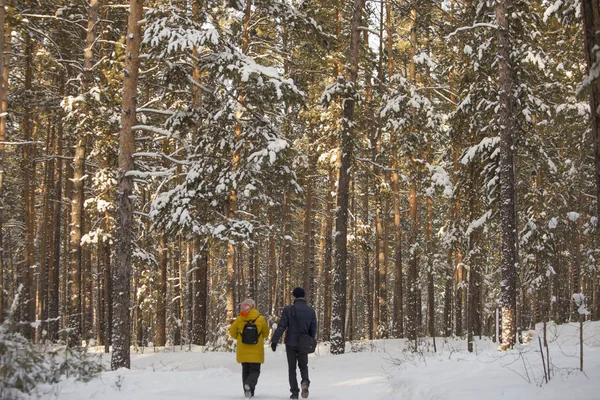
top-left (285, 345), bottom-right (309, 394)
top-left (241, 362), bottom-right (261, 394)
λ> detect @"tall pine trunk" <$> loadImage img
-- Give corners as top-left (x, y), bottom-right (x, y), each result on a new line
top-left (391, 145), bottom-right (403, 338)
top-left (331, 0), bottom-right (362, 355)
top-left (496, 0), bottom-right (518, 350)
top-left (22, 32), bottom-right (36, 340)
top-left (48, 93), bottom-right (63, 341)
top-left (318, 168), bottom-right (334, 341)
top-left (581, 0), bottom-right (600, 235)
top-left (112, 0), bottom-right (143, 370)
top-left (0, 0), bottom-right (7, 323)
top-left (156, 234), bottom-right (167, 346)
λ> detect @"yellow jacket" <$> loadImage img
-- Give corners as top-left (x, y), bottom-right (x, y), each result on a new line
top-left (229, 308), bottom-right (269, 363)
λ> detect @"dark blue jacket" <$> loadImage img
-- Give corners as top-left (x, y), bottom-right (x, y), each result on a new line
top-left (271, 298), bottom-right (317, 348)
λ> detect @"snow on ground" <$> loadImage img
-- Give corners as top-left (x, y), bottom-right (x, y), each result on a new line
top-left (37, 321), bottom-right (600, 400)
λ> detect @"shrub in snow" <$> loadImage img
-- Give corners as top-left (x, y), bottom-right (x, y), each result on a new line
top-left (0, 322), bottom-right (51, 399)
top-left (0, 289), bottom-right (103, 399)
top-left (55, 345), bottom-right (103, 383)
top-left (205, 322), bottom-right (234, 352)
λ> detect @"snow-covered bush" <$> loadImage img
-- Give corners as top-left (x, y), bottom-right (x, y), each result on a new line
top-left (0, 322), bottom-right (50, 399)
top-left (0, 288), bottom-right (103, 399)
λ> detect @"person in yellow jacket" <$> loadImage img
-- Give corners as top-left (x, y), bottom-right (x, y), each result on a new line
top-left (229, 298), bottom-right (269, 399)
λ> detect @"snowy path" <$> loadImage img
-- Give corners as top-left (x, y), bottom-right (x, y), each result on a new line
top-left (42, 347), bottom-right (396, 400)
top-left (38, 323), bottom-right (600, 400)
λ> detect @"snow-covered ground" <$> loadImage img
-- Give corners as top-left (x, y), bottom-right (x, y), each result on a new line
top-left (37, 321), bottom-right (600, 399)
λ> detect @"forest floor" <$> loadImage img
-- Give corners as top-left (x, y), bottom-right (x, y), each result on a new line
top-left (37, 321), bottom-right (600, 400)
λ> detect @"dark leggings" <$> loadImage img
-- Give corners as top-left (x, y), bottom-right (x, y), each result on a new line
top-left (241, 362), bottom-right (261, 393)
top-left (286, 345), bottom-right (309, 394)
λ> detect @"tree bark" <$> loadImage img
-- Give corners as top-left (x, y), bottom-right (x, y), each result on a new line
top-left (193, 241), bottom-right (208, 345)
top-left (406, 159), bottom-right (419, 341)
top-left (427, 192), bottom-right (434, 338)
top-left (103, 212), bottom-right (112, 352)
top-left (282, 190), bottom-right (292, 305)
top-left (391, 146), bottom-right (403, 338)
top-left (331, 0), bottom-right (362, 355)
top-left (22, 32), bottom-right (36, 340)
top-left (69, 136), bottom-right (86, 346)
top-left (362, 168), bottom-right (373, 340)
top-left (37, 123), bottom-right (56, 342)
top-left (319, 168), bottom-right (334, 341)
top-left (0, 0), bottom-right (7, 323)
top-left (112, 0), bottom-right (143, 370)
top-left (48, 97), bottom-right (64, 341)
top-left (496, 0), bottom-right (518, 350)
top-left (303, 171), bottom-right (314, 302)
top-left (156, 234), bottom-right (167, 346)
top-left (581, 0), bottom-right (600, 232)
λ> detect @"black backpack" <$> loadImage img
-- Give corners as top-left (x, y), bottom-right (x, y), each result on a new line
top-left (241, 318), bottom-right (260, 344)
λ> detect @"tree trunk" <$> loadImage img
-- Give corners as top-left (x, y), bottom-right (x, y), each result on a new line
top-left (467, 163), bottom-right (481, 351)
top-left (269, 209), bottom-right (277, 315)
top-left (0, 0), bottom-right (7, 323)
top-left (67, 0), bottom-right (98, 346)
top-left (347, 179), bottom-right (356, 340)
top-left (331, 0), bottom-right (362, 355)
top-left (173, 238), bottom-right (183, 345)
top-left (406, 160), bottom-right (419, 341)
top-left (62, 162), bottom-right (73, 342)
top-left (48, 100), bottom-right (64, 342)
top-left (282, 190), bottom-right (292, 305)
top-left (193, 241), bottom-right (208, 345)
top-left (581, 0), bottom-right (600, 232)
top-left (69, 136), bottom-right (86, 346)
top-left (319, 168), bottom-right (334, 341)
top-left (303, 171), bottom-right (314, 302)
top-left (391, 146), bottom-right (403, 338)
top-left (496, 0), bottom-right (518, 350)
top-left (427, 194), bottom-right (434, 338)
top-left (156, 234), bottom-right (167, 346)
top-left (103, 212), bottom-right (112, 352)
top-left (374, 107), bottom-right (387, 339)
top-left (37, 124), bottom-right (56, 342)
top-left (444, 249), bottom-right (453, 336)
top-left (112, 0), bottom-right (143, 370)
top-left (22, 32), bottom-right (36, 340)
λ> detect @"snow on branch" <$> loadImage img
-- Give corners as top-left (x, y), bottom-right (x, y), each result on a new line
top-left (133, 152), bottom-right (191, 165)
top-left (446, 23), bottom-right (498, 39)
top-left (577, 48), bottom-right (600, 96)
top-left (461, 136), bottom-right (499, 165)
top-left (132, 124), bottom-right (175, 138)
top-left (125, 168), bottom-right (176, 178)
top-left (466, 210), bottom-right (492, 236)
top-left (425, 164), bottom-right (453, 198)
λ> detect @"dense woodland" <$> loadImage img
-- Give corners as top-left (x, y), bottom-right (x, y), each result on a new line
top-left (1, 0), bottom-right (600, 369)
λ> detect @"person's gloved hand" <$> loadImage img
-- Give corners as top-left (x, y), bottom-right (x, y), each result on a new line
top-left (271, 342), bottom-right (277, 352)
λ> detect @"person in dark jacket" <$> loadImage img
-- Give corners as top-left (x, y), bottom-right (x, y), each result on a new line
top-left (270, 287), bottom-right (317, 399)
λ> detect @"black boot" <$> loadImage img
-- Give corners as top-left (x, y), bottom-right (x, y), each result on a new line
top-left (301, 381), bottom-right (309, 398)
top-left (290, 391), bottom-right (299, 399)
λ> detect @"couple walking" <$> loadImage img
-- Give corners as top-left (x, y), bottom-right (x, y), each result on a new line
top-left (229, 287), bottom-right (318, 399)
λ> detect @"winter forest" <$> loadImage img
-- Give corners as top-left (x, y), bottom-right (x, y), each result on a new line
top-left (1, 0), bottom-right (600, 384)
